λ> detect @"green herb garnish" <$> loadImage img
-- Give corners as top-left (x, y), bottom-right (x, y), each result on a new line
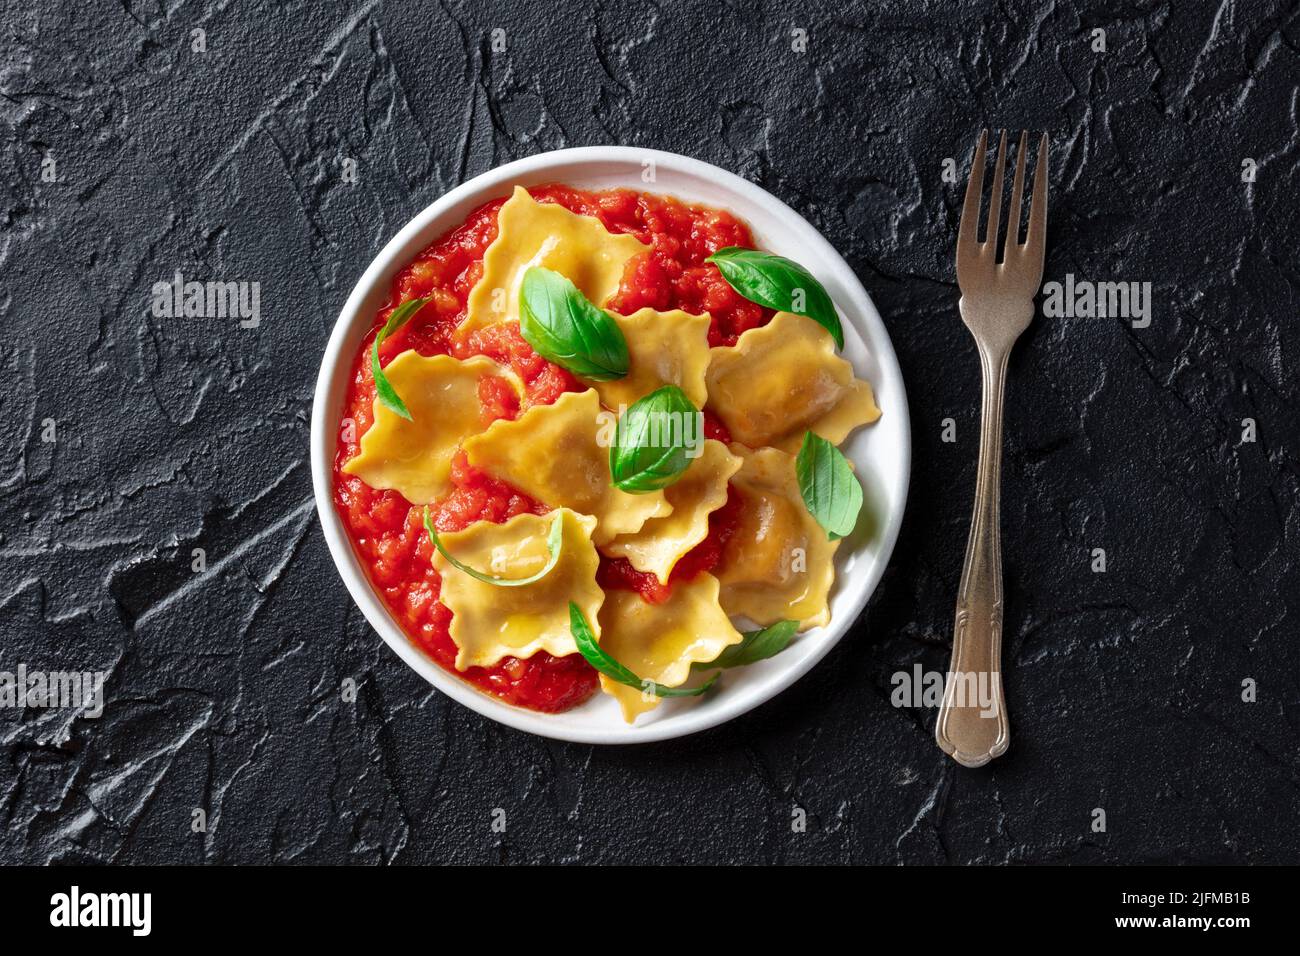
top-left (706, 247), bottom-right (844, 349)
top-left (518, 266), bottom-right (629, 381)
top-left (569, 603), bottom-right (719, 699)
top-left (372, 297), bottom-right (432, 420)
top-left (795, 431), bottom-right (863, 540)
top-left (423, 507), bottom-right (563, 587)
top-left (696, 620), bottom-right (799, 670)
top-left (609, 385), bottom-right (701, 493)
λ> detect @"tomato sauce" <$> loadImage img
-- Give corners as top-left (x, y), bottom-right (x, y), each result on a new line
top-left (332, 184), bottom-right (769, 713)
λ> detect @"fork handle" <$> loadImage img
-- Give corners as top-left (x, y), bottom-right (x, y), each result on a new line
top-left (936, 337), bottom-right (1011, 767)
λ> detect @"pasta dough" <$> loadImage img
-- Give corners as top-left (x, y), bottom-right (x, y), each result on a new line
top-left (463, 388), bottom-right (671, 546)
top-left (603, 439), bottom-right (740, 583)
top-left (597, 574), bottom-right (742, 722)
top-left (585, 308), bottom-right (711, 410)
top-left (706, 311), bottom-right (880, 453)
top-left (343, 352), bottom-right (520, 504)
top-left (462, 186), bottom-right (648, 336)
top-left (433, 508), bottom-right (604, 671)
top-left (715, 444), bottom-right (839, 630)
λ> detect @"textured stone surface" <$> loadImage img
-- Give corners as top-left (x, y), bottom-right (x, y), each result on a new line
top-left (2, 0), bottom-right (1298, 864)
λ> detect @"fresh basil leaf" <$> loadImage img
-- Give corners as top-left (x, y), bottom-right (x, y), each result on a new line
top-left (609, 385), bottom-right (701, 493)
top-left (519, 267), bottom-right (629, 381)
top-left (697, 620), bottom-right (799, 670)
top-left (569, 603), bottom-right (719, 699)
top-left (795, 431), bottom-right (863, 540)
top-left (706, 247), bottom-right (844, 349)
top-left (423, 507), bottom-right (563, 587)
top-left (372, 297), bottom-right (432, 420)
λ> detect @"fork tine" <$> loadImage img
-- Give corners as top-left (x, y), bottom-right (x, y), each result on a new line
top-left (984, 130), bottom-right (1007, 249)
top-left (1003, 130), bottom-right (1029, 254)
top-left (1025, 132), bottom-right (1049, 256)
top-left (957, 130), bottom-right (987, 251)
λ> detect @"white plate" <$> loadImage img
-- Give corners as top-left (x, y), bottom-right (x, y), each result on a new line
top-left (311, 147), bottom-right (910, 744)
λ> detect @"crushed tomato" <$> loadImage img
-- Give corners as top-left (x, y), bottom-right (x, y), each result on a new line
top-left (332, 184), bottom-right (772, 713)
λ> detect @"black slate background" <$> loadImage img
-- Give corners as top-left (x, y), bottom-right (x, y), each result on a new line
top-left (1, 0), bottom-right (1298, 865)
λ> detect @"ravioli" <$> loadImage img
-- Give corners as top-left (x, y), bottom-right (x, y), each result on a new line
top-left (603, 439), bottom-right (740, 583)
top-left (343, 352), bottom-right (521, 504)
top-left (715, 444), bottom-right (839, 630)
top-left (335, 179), bottom-right (888, 723)
top-left (584, 308), bottom-right (711, 410)
top-left (463, 388), bottom-right (670, 546)
top-left (597, 574), bottom-right (742, 722)
top-left (706, 311), bottom-right (881, 453)
top-left (433, 508), bottom-right (604, 671)
top-left (462, 186), bottom-right (648, 336)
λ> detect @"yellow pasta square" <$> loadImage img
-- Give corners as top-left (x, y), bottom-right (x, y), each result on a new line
top-left (715, 444), bottom-right (839, 630)
top-left (603, 439), bottom-right (740, 583)
top-left (463, 388), bottom-right (670, 546)
top-left (586, 308), bottom-right (711, 410)
top-left (344, 352), bottom-right (521, 504)
top-left (597, 574), bottom-right (741, 722)
top-left (706, 311), bottom-right (880, 453)
top-left (462, 186), bottom-right (647, 337)
top-left (433, 508), bottom-right (604, 671)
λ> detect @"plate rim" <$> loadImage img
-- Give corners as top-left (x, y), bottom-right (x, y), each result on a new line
top-left (310, 145), bottom-right (911, 744)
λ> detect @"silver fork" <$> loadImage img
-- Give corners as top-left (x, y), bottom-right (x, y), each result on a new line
top-left (935, 130), bottom-right (1049, 768)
